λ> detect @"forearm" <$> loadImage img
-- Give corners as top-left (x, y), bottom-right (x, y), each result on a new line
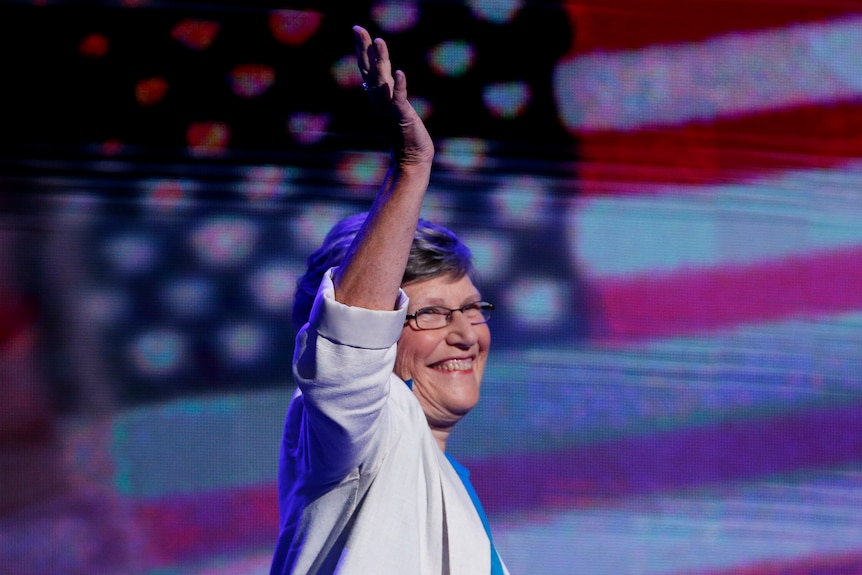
top-left (333, 161), bottom-right (431, 311)
top-left (332, 26), bottom-right (434, 311)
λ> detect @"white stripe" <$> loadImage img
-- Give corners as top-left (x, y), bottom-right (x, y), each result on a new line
top-left (554, 15), bottom-right (862, 132)
top-left (566, 162), bottom-right (862, 278)
top-left (451, 311), bottom-right (862, 457)
top-left (493, 468), bottom-right (862, 575)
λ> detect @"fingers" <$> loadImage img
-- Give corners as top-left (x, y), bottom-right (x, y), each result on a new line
top-left (353, 25), bottom-right (372, 77)
top-left (372, 37), bottom-right (390, 74)
top-left (353, 25), bottom-right (393, 93)
top-left (352, 27), bottom-right (433, 166)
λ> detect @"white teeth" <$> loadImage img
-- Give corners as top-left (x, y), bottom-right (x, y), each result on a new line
top-left (432, 359), bottom-right (472, 371)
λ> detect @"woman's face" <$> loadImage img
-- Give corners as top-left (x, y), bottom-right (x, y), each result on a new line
top-left (394, 273), bottom-right (491, 430)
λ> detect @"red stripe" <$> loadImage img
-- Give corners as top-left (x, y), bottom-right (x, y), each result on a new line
top-left (563, 0), bottom-right (862, 54)
top-left (0, 292), bottom-right (35, 346)
top-left (576, 101), bottom-right (862, 192)
top-left (690, 551), bottom-right (862, 575)
top-left (134, 483), bottom-right (279, 568)
top-left (591, 244), bottom-right (862, 340)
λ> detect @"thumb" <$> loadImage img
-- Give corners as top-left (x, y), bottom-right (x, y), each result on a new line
top-left (392, 70), bottom-right (408, 106)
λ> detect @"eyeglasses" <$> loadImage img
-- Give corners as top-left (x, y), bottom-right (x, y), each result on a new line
top-left (405, 301), bottom-right (494, 330)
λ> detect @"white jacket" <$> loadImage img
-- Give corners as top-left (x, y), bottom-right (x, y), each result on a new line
top-left (270, 270), bottom-right (507, 575)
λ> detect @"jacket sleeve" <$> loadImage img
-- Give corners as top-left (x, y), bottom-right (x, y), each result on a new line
top-left (291, 268), bottom-right (409, 485)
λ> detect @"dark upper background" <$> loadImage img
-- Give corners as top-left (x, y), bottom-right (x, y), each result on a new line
top-left (2, 1), bottom-right (575, 163)
top-left (0, 1), bottom-right (587, 407)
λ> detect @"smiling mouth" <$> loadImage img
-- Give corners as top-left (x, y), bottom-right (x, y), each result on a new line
top-left (430, 358), bottom-right (473, 371)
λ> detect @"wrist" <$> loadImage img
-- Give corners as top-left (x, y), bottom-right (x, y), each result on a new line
top-left (390, 158), bottom-right (433, 179)
top-left (390, 143), bottom-right (435, 169)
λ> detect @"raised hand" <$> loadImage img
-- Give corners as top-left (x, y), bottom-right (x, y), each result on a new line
top-left (353, 25), bottom-right (434, 167)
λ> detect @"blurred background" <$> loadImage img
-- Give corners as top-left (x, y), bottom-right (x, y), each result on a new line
top-left (2, 0), bottom-right (862, 573)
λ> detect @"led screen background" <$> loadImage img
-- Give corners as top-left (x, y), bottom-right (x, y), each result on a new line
top-left (2, 1), bottom-right (862, 574)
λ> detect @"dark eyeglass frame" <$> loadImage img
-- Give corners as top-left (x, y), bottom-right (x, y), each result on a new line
top-left (405, 301), bottom-right (494, 331)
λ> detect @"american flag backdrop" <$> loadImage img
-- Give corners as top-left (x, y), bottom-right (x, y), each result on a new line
top-left (1, 1), bottom-right (862, 574)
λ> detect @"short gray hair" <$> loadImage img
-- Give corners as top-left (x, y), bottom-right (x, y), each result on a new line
top-left (292, 212), bottom-right (474, 331)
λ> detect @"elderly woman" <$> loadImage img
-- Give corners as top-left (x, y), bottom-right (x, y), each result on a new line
top-left (269, 26), bottom-right (507, 575)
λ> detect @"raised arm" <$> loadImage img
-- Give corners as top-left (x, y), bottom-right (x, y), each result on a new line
top-left (332, 26), bottom-right (435, 311)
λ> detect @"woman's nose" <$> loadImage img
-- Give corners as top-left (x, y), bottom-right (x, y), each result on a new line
top-left (445, 311), bottom-right (480, 346)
